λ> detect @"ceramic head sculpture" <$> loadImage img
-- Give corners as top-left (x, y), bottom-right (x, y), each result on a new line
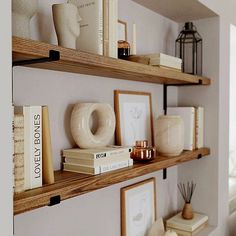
top-left (12, 0), bottom-right (38, 38)
top-left (52, 3), bottom-right (81, 49)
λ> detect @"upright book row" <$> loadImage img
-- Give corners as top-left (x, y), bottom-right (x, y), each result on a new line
top-left (13, 106), bottom-right (54, 193)
top-left (69, 0), bottom-right (118, 58)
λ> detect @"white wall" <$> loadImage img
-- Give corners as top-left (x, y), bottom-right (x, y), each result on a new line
top-left (0, 1), bottom-right (13, 235)
top-left (13, 1), bottom-right (180, 235)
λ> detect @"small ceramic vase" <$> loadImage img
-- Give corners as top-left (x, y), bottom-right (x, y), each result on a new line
top-left (164, 230), bottom-right (178, 236)
top-left (182, 203), bottom-right (194, 220)
top-left (155, 115), bottom-right (184, 156)
top-left (70, 103), bottom-right (116, 148)
top-left (12, 0), bottom-right (38, 38)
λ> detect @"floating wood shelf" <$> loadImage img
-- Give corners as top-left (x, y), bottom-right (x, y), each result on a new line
top-left (12, 37), bottom-right (211, 85)
top-left (14, 148), bottom-right (210, 215)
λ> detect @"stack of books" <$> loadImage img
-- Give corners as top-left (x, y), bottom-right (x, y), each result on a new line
top-left (63, 146), bottom-right (133, 175)
top-left (166, 212), bottom-right (208, 236)
top-left (68, 0), bottom-right (118, 58)
top-left (127, 53), bottom-right (182, 71)
top-left (167, 107), bottom-right (204, 151)
top-left (13, 105), bottom-right (54, 192)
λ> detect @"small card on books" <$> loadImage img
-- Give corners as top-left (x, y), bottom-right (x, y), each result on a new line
top-left (166, 212), bottom-right (208, 236)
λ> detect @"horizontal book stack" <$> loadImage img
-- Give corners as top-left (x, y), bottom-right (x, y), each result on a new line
top-left (166, 212), bottom-right (208, 236)
top-left (127, 53), bottom-right (182, 71)
top-left (167, 107), bottom-right (204, 151)
top-left (13, 105), bottom-right (54, 192)
top-left (69, 0), bottom-right (118, 58)
top-left (63, 146), bottom-right (133, 175)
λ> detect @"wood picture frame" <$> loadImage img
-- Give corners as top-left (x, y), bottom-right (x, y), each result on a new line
top-left (121, 178), bottom-right (157, 236)
top-left (114, 90), bottom-right (154, 146)
top-left (118, 19), bottom-right (128, 41)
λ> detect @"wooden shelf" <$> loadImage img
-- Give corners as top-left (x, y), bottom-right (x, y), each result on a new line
top-left (12, 37), bottom-right (210, 85)
top-left (14, 148), bottom-right (210, 215)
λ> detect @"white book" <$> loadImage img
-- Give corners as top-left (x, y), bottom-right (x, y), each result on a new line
top-left (65, 153), bottom-right (131, 167)
top-left (63, 158), bottom-right (133, 175)
top-left (145, 53), bottom-right (182, 69)
top-left (166, 212), bottom-right (208, 232)
top-left (196, 107), bottom-right (204, 148)
top-left (167, 107), bottom-right (195, 150)
top-left (15, 106), bottom-right (42, 190)
top-left (69, 0), bottom-right (103, 55)
top-left (109, 0), bottom-right (118, 58)
top-left (63, 146), bottom-right (132, 160)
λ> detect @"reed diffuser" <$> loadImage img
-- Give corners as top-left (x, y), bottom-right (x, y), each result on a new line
top-left (178, 181), bottom-right (196, 220)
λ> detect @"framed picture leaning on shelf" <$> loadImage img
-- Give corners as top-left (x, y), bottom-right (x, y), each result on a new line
top-left (121, 178), bottom-right (156, 236)
top-left (114, 90), bottom-right (154, 146)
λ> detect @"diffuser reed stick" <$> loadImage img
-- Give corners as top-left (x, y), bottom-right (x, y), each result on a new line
top-left (178, 181), bottom-right (196, 203)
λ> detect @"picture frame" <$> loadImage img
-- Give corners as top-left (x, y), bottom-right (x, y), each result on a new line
top-left (118, 19), bottom-right (128, 41)
top-left (114, 90), bottom-right (154, 146)
top-left (121, 178), bottom-right (156, 236)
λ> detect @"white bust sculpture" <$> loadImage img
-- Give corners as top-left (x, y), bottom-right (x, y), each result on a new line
top-left (52, 3), bottom-right (81, 49)
top-left (12, 0), bottom-right (38, 38)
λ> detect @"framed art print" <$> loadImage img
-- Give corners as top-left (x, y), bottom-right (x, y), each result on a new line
top-left (118, 19), bottom-right (128, 41)
top-left (121, 178), bottom-right (156, 236)
top-left (114, 90), bottom-right (154, 146)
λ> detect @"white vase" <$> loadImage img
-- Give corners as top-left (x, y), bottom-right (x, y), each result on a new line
top-left (155, 115), bottom-right (184, 156)
top-left (70, 103), bottom-right (116, 149)
top-left (52, 3), bottom-right (81, 49)
top-left (12, 0), bottom-right (38, 38)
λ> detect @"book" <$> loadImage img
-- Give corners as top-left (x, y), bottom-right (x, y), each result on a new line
top-left (42, 106), bottom-right (55, 184)
top-left (167, 107), bottom-right (196, 150)
top-left (63, 146), bottom-right (132, 160)
top-left (63, 158), bottom-right (133, 175)
top-left (13, 114), bottom-right (24, 193)
top-left (127, 53), bottom-right (182, 70)
top-left (166, 212), bottom-right (208, 235)
top-left (196, 107), bottom-right (204, 149)
top-left (65, 153), bottom-right (131, 167)
top-left (69, 0), bottom-right (104, 55)
top-left (15, 106), bottom-right (42, 190)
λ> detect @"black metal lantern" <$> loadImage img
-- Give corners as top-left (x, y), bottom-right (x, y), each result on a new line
top-left (175, 22), bottom-right (202, 75)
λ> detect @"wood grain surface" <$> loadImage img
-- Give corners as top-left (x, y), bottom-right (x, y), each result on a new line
top-left (14, 148), bottom-right (210, 215)
top-left (12, 37), bottom-right (211, 85)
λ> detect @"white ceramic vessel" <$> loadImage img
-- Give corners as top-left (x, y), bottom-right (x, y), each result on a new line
top-left (70, 103), bottom-right (116, 148)
top-left (12, 0), bottom-right (38, 38)
top-left (155, 115), bottom-right (184, 156)
top-left (52, 3), bottom-right (81, 49)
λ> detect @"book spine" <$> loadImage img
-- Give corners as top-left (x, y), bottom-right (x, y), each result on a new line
top-left (13, 114), bottom-right (25, 193)
top-left (196, 107), bottom-right (204, 148)
top-left (100, 158), bottom-right (132, 173)
top-left (98, 0), bottom-right (103, 55)
top-left (42, 106), bottom-right (55, 184)
top-left (24, 106), bottom-right (42, 189)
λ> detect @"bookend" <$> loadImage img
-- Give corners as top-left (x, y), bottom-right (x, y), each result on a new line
top-left (162, 80), bottom-right (203, 180)
top-left (48, 195), bottom-right (61, 206)
top-left (12, 50), bottom-right (60, 67)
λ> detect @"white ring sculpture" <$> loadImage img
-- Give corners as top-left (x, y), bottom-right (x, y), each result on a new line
top-left (70, 103), bottom-right (116, 148)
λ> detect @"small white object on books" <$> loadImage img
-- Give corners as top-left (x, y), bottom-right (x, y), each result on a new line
top-left (166, 212), bottom-right (208, 232)
top-left (164, 230), bottom-right (178, 236)
top-left (148, 218), bottom-right (165, 236)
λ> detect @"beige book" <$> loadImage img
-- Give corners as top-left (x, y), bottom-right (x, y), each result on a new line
top-left (42, 106), bottom-right (55, 184)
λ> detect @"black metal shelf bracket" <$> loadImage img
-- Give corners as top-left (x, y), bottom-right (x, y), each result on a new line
top-left (48, 195), bottom-right (61, 206)
top-left (197, 154), bottom-right (202, 159)
top-left (163, 168), bottom-right (167, 180)
top-left (13, 50), bottom-right (60, 67)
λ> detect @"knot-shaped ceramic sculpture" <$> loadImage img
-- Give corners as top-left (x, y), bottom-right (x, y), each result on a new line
top-left (70, 103), bottom-right (116, 148)
top-left (52, 3), bottom-right (81, 49)
top-left (12, 0), bottom-right (38, 38)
